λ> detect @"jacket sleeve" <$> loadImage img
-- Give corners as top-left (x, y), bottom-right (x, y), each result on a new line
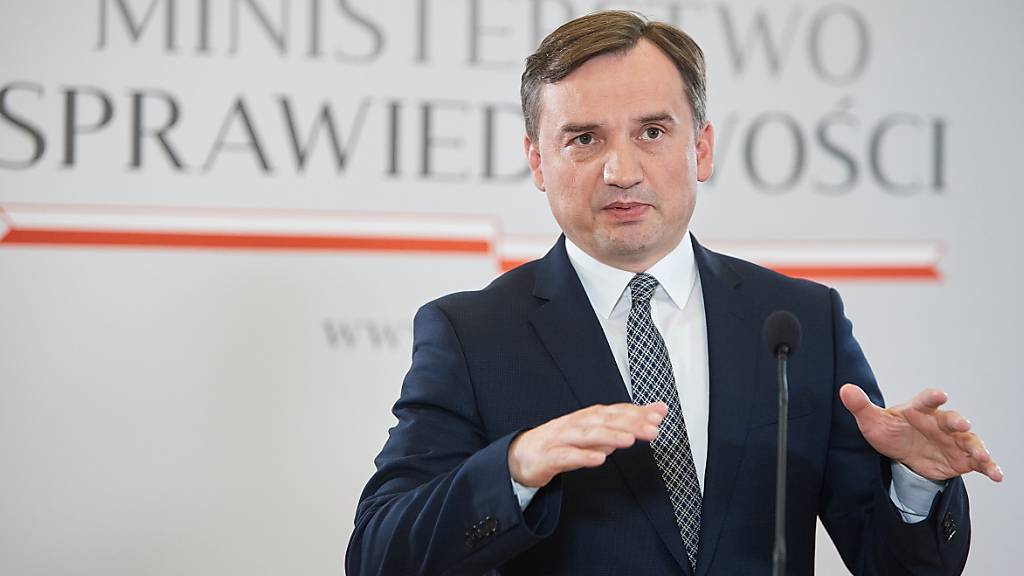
top-left (345, 302), bottom-right (561, 576)
top-left (819, 287), bottom-right (971, 575)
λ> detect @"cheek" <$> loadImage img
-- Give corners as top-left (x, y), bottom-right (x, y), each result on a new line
top-left (655, 150), bottom-right (693, 178)
top-left (555, 189), bottom-right (588, 222)
top-left (653, 159), bottom-right (695, 196)
top-left (547, 189), bottom-right (596, 236)
top-left (550, 163), bottom-right (593, 206)
top-left (543, 153), bottom-right (606, 219)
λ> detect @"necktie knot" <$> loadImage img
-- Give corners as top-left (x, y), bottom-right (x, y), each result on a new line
top-left (629, 273), bottom-right (660, 305)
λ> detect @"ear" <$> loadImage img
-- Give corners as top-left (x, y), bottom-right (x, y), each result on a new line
top-left (524, 134), bottom-right (545, 192)
top-left (695, 121), bottom-right (715, 183)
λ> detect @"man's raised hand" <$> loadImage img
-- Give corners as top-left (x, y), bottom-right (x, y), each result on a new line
top-left (507, 402), bottom-right (669, 488)
top-left (840, 383), bottom-right (1003, 483)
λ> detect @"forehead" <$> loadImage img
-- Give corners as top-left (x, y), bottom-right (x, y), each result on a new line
top-left (538, 39), bottom-right (691, 131)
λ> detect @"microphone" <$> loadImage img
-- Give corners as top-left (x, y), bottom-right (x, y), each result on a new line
top-left (762, 310), bottom-right (802, 576)
top-left (763, 310), bottom-right (802, 358)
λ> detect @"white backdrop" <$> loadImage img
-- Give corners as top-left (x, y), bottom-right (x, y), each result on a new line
top-left (1, 1), bottom-right (1021, 574)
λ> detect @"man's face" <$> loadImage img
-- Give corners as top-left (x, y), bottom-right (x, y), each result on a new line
top-left (525, 39), bottom-right (714, 272)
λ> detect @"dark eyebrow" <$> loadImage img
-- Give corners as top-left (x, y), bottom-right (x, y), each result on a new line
top-left (559, 122), bottom-right (602, 134)
top-left (636, 113), bottom-right (677, 125)
top-left (558, 114), bottom-right (676, 134)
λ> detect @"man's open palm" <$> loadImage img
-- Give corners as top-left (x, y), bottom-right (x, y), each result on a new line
top-left (840, 384), bottom-right (1003, 483)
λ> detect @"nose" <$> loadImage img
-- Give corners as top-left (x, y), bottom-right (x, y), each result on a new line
top-left (602, 140), bottom-right (643, 189)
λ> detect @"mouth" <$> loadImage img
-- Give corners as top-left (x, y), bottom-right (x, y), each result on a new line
top-left (602, 201), bottom-right (652, 220)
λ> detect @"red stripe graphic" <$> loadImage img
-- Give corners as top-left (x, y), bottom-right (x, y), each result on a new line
top-left (2, 229), bottom-right (490, 254)
top-left (771, 266), bottom-right (939, 280)
top-left (499, 261), bottom-right (940, 281)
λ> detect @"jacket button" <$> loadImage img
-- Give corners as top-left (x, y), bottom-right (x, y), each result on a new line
top-left (942, 512), bottom-right (957, 542)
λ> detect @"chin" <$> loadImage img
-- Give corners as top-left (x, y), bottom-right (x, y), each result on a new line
top-left (605, 227), bottom-right (654, 248)
top-left (598, 236), bottom-right (654, 259)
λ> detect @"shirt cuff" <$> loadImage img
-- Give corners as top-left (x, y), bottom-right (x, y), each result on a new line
top-left (889, 461), bottom-right (946, 524)
top-left (511, 478), bottom-right (541, 510)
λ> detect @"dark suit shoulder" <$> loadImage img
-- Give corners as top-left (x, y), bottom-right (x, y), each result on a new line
top-left (423, 259), bottom-right (542, 327)
top-left (704, 246), bottom-right (832, 303)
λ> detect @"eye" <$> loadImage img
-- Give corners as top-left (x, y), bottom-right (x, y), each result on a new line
top-left (573, 133), bottom-right (594, 145)
top-left (642, 126), bottom-right (664, 140)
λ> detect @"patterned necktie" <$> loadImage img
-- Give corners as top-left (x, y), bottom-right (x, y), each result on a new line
top-left (626, 273), bottom-right (702, 571)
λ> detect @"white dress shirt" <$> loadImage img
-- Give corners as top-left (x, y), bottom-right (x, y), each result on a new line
top-left (565, 232), bottom-right (709, 492)
top-left (512, 234), bottom-right (942, 523)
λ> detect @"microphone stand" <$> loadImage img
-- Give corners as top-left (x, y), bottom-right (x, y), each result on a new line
top-left (773, 344), bottom-right (790, 576)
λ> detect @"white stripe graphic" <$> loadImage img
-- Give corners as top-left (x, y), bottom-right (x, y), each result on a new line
top-left (1, 205), bottom-right (498, 241)
top-left (497, 236), bottom-right (942, 271)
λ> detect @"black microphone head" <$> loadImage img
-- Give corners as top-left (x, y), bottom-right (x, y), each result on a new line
top-left (763, 310), bottom-right (802, 357)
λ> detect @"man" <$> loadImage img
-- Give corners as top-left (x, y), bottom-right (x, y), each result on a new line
top-left (346, 11), bottom-right (1001, 575)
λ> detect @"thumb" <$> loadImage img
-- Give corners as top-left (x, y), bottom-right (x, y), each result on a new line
top-left (839, 383), bottom-right (877, 419)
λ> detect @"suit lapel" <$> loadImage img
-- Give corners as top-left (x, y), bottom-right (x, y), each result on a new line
top-left (527, 236), bottom-right (631, 409)
top-left (527, 237), bottom-right (695, 575)
top-left (691, 237), bottom-right (761, 576)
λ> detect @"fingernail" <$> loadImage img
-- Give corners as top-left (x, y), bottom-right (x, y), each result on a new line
top-left (647, 412), bottom-right (663, 424)
top-left (645, 425), bottom-right (660, 437)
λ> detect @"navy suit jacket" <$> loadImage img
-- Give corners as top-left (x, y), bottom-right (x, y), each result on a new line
top-left (347, 235), bottom-right (970, 575)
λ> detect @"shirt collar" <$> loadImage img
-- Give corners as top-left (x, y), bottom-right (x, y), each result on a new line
top-left (565, 232), bottom-right (697, 319)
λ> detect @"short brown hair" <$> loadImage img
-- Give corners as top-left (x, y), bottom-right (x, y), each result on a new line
top-left (521, 11), bottom-right (707, 141)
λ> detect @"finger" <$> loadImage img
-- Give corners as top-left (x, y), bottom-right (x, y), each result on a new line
top-left (548, 446), bottom-right (608, 473)
top-left (562, 425), bottom-right (641, 450)
top-left (643, 401), bottom-right (669, 418)
top-left (910, 388), bottom-right (949, 414)
top-left (949, 433), bottom-right (1004, 482)
top-left (576, 415), bottom-right (659, 443)
top-left (968, 451), bottom-right (1003, 482)
top-left (611, 401), bottom-right (667, 417)
top-left (939, 410), bottom-right (972, 434)
top-left (634, 423), bottom-right (661, 442)
top-left (578, 403), bottom-right (664, 434)
top-left (952, 432), bottom-right (988, 461)
top-left (839, 383), bottom-right (881, 419)
top-left (982, 461), bottom-right (1005, 483)
top-left (581, 402), bottom-right (658, 422)
top-left (623, 401), bottom-right (668, 424)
